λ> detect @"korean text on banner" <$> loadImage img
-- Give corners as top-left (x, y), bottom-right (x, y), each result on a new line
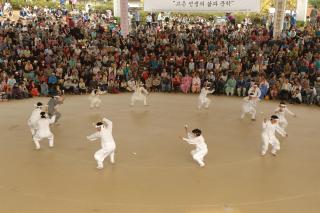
top-left (144, 0), bottom-right (261, 12)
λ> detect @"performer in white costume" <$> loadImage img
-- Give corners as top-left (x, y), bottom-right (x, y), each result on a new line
top-left (89, 88), bottom-right (106, 108)
top-left (33, 112), bottom-right (56, 150)
top-left (181, 125), bottom-right (208, 167)
top-left (241, 93), bottom-right (257, 120)
top-left (248, 83), bottom-right (262, 101)
top-left (87, 118), bottom-right (116, 169)
top-left (261, 115), bottom-right (288, 156)
top-left (274, 102), bottom-right (296, 130)
top-left (198, 86), bottom-right (214, 109)
top-left (28, 102), bottom-right (44, 136)
top-left (130, 83), bottom-right (149, 106)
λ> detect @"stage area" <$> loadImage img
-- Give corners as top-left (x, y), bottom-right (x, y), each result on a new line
top-left (0, 94), bottom-right (319, 213)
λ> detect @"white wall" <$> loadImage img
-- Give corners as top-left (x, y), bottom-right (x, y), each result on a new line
top-left (296, 0), bottom-right (308, 21)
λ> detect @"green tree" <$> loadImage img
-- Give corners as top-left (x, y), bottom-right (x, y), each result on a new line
top-left (309, 0), bottom-right (320, 7)
top-left (261, 0), bottom-right (297, 13)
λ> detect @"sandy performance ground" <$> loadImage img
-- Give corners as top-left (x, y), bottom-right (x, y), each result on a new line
top-left (0, 93), bottom-right (319, 213)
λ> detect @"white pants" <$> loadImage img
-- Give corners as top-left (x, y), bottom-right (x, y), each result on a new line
top-left (191, 148), bottom-right (208, 166)
top-left (261, 135), bottom-right (280, 155)
top-left (198, 98), bottom-right (210, 109)
top-left (131, 95), bottom-right (147, 106)
top-left (241, 108), bottom-right (256, 119)
top-left (33, 133), bottom-right (54, 149)
top-left (90, 98), bottom-right (101, 108)
top-left (94, 148), bottom-right (115, 166)
top-left (28, 122), bottom-right (37, 136)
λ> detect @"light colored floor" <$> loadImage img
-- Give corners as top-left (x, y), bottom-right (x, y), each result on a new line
top-left (0, 94), bottom-right (319, 213)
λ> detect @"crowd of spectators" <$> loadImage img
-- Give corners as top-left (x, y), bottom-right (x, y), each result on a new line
top-left (0, 6), bottom-right (320, 106)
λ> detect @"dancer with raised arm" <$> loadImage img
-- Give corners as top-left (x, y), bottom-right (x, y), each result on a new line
top-left (198, 86), bottom-right (214, 109)
top-left (130, 82), bottom-right (149, 106)
top-left (87, 118), bottom-right (116, 170)
top-left (261, 115), bottom-right (288, 156)
top-left (274, 102), bottom-right (296, 130)
top-left (89, 88), bottom-right (106, 108)
top-left (180, 125), bottom-right (208, 167)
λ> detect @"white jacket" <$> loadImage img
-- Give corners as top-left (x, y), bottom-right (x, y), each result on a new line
top-left (35, 116), bottom-right (56, 138)
top-left (89, 90), bottom-right (105, 101)
top-left (28, 108), bottom-right (42, 127)
top-left (199, 88), bottom-right (214, 101)
top-left (262, 120), bottom-right (286, 139)
top-left (248, 87), bottom-right (262, 98)
top-left (274, 107), bottom-right (294, 119)
top-left (87, 118), bottom-right (116, 151)
top-left (183, 133), bottom-right (208, 151)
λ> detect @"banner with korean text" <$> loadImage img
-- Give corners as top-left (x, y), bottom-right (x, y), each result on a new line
top-left (144, 0), bottom-right (261, 12)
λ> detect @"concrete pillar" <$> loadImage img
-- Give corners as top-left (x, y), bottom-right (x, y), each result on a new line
top-left (273, 0), bottom-right (287, 39)
top-left (296, 0), bottom-right (308, 21)
top-left (120, 0), bottom-right (129, 37)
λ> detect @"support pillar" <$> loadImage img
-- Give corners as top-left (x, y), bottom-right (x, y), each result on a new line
top-left (273, 0), bottom-right (287, 39)
top-left (120, 0), bottom-right (129, 37)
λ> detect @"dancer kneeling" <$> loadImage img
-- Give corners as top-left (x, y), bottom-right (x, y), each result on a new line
top-left (180, 125), bottom-right (208, 167)
top-left (33, 112), bottom-right (56, 150)
top-left (131, 83), bottom-right (149, 106)
top-left (198, 86), bottom-right (214, 109)
top-left (89, 88), bottom-right (106, 108)
top-left (87, 118), bottom-right (116, 170)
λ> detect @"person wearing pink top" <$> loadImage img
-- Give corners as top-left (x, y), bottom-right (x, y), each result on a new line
top-left (180, 73), bottom-right (192, 94)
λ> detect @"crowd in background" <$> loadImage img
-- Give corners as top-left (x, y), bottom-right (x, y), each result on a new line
top-left (0, 5), bottom-right (320, 105)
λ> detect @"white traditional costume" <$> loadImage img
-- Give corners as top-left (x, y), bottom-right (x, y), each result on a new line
top-left (248, 84), bottom-right (262, 99)
top-left (241, 94), bottom-right (257, 120)
top-left (274, 103), bottom-right (295, 130)
top-left (33, 113), bottom-right (56, 149)
top-left (198, 87), bottom-right (214, 109)
top-left (89, 89), bottom-right (106, 108)
top-left (261, 116), bottom-right (287, 156)
top-left (131, 84), bottom-right (149, 106)
top-left (27, 102), bottom-right (44, 136)
top-left (182, 128), bottom-right (208, 167)
top-left (87, 118), bottom-right (116, 169)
